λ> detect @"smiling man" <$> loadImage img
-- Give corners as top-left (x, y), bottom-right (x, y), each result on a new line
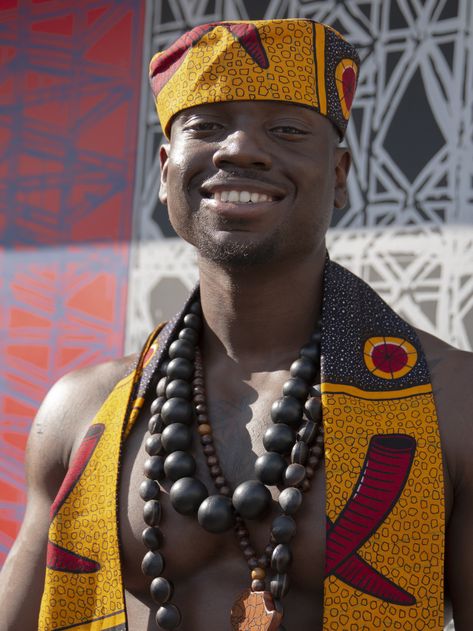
top-left (1, 18), bottom-right (472, 631)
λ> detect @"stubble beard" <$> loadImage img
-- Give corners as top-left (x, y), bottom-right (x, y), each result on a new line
top-left (190, 215), bottom-right (281, 268)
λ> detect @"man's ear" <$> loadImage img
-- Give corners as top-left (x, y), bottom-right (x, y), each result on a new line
top-left (159, 143), bottom-right (170, 205)
top-left (333, 147), bottom-right (351, 209)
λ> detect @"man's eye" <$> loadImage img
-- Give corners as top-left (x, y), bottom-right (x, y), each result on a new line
top-left (187, 121), bottom-right (222, 131)
top-left (272, 126), bottom-right (307, 135)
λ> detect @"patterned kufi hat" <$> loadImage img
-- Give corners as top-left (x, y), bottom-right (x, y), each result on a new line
top-left (149, 19), bottom-right (360, 139)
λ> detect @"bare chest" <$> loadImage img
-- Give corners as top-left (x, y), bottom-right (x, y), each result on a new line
top-left (118, 381), bottom-right (326, 630)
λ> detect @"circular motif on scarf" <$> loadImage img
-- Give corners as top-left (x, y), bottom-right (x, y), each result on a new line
top-left (363, 336), bottom-right (418, 379)
top-left (335, 58), bottom-right (358, 119)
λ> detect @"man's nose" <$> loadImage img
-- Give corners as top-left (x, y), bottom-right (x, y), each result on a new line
top-left (212, 129), bottom-right (272, 170)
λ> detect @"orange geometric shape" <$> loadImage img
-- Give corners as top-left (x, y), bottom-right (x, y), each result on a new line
top-left (364, 336), bottom-right (418, 379)
top-left (84, 11), bottom-right (132, 68)
top-left (77, 102), bottom-right (128, 158)
top-left (4, 395), bottom-right (37, 417)
top-left (0, 479), bottom-right (24, 503)
top-left (87, 5), bottom-right (109, 26)
top-left (66, 273), bottom-right (115, 322)
top-left (57, 346), bottom-right (85, 368)
top-left (71, 192), bottom-right (123, 241)
top-left (9, 307), bottom-right (51, 328)
top-left (7, 344), bottom-right (50, 369)
top-left (31, 15), bottom-right (74, 36)
top-left (3, 431), bottom-right (28, 451)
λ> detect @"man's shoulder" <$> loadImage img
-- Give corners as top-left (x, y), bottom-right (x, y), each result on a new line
top-left (415, 327), bottom-right (473, 490)
top-left (30, 353), bottom-right (140, 469)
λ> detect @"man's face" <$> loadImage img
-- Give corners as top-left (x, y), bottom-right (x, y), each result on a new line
top-left (159, 100), bottom-right (350, 267)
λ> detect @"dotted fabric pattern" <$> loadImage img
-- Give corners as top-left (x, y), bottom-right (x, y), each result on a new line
top-left (38, 371), bottom-right (139, 630)
top-left (321, 261), bottom-right (444, 630)
top-left (149, 19), bottom-right (360, 138)
top-left (37, 261), bottom-right (444, 629)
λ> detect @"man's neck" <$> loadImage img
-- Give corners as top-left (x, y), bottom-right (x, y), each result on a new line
top-left (198, 247), bottom-right (326, 372)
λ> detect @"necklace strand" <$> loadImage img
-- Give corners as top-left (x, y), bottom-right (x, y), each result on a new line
top-left (140, 300), bottom-right (324, 630)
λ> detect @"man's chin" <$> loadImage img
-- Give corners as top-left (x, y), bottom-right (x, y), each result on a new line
top-left (194, 234), bottom-right (278, 268)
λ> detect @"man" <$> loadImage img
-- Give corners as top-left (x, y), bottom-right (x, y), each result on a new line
top-left (0, 18), bottom-right (472, 631)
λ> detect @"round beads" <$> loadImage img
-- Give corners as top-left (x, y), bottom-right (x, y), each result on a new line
top-left (232, 480), bottom-right (272, 519)
top-left (140, 297), bottom-right (325, 630)
top-left (197, 494), bottom-right (235, 533)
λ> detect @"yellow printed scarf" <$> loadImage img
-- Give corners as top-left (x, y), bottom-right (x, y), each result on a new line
top-left (39, 261), bottom-right (444, 630)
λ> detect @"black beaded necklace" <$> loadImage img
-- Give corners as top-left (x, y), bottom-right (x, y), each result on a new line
top-left (140, 299), bottom-right (324, 630)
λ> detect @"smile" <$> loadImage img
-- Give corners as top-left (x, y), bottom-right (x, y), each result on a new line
top-left (208, 190), bottom-right (276, 203)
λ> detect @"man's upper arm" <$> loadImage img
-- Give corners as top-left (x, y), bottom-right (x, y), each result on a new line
top-left (0, 375), bottom-right (71, 630)
top-left (0, 356), bottom-right (132, 631)
top-left (441, 351), bottom-right (473, 629)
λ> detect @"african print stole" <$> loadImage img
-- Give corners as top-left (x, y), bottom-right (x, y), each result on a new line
top-left (38, 260), bottom-right (445, 630)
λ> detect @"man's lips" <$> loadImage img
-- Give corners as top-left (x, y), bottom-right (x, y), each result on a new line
top-left (200, 180), bottom-right (285, 205)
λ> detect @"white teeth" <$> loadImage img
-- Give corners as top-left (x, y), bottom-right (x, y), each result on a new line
top-left (211, 190), bottom-right (275, 203)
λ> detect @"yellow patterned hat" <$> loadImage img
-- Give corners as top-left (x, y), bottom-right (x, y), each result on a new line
top-left (149, 19), bottom-right (360, 139)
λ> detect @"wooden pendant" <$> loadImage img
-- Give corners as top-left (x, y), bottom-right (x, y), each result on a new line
top-left (230, 589), bottom-right (283, 630)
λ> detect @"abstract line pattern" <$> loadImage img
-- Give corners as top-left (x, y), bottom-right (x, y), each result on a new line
top-left (0, 0), bottom-right (144, 563)
top-left (325, 433), bottom-right (416, 605)
top-left (127, 0), bottom-right (473, 357)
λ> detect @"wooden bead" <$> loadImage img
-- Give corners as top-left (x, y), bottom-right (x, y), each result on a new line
top-left (207, 455), bottom-right (218, 466)
top-left (167, 358), bottom-right (194, 381)
top-left (161, 423), bottom-right (192, 453)
top-left (201, 434), bottom-right (212, 445)
top-left (141, 550), bottom-right (164, 577)
top-left (142, 526), bottom-right (163, 551)
top-left (258, 555), bottom-right (269, 568)
top-left (220, 486), bottom-right (231, 496)
top-left (305, 466), bottom-right (315, 479)
top-left (297, 420), bottom-right (317, 445)
top-left (156, 603), bottom-right (181, 630)
top-left (148, 413), bottom-right (163, 435)
top-left (166, 378), bottom-right (192, 400)
top-left (178, 326), bottom-right (199, 344)
top-left (279, 487), bottom-right (302, 514)
top-left (251, 579), bottom-right (266, 592)
top-left (243, 546), bottom-right (256, 560)
top-left (251, 567), bottom-right (266, 580)
top-left (203, 444), bottom-right (215, 456)
top-left (214, 476), bottom-right (226, 488)
top-left (198, 424), bottom-right (212, 435)
top-left (139, 479), bottom-right (160, 501)
top-left (183, 312), bottom-right (201, 330)
top-left (311, 444), bottom-right (323, 458)
top-left (150, 576), bottom-right (173, 604)
top-left (143, 500), bottom-right (162, 527)
top-left (270, 573), bottom-right (290, 598)
top-left (284, 463), bottom-right (306, 487)
top-left (169, 339), bottom-right (195, 361)
top-left (271, 544), bottom-right (292, 573)
top-left (210, 465), bottom-right (222, 477)
top-left (271, 515), bottom-right (296, 544)
top-left (301, 479), bottom-right (311, 492)
top-left (248, 558), bottom-right (259, 570)
top-left (144, 456), bottom-right (165, 481)
top-left (291, 441), bottom-right (309, 465)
